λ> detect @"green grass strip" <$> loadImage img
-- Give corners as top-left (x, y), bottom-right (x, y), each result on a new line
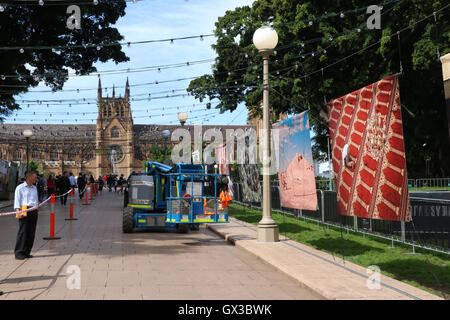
top-left (228, 203), bottom-right (450, 298)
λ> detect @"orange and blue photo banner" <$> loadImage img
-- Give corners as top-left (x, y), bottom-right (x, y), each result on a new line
top-left (273, 111), bottom-right (318, 211)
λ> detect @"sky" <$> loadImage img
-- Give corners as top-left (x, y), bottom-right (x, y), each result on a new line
top-left (273, 111), bottom-right (314, 173)
top-left (4, 0), bottom-right (256, 126)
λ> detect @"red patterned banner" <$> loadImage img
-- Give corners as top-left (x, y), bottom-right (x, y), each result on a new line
top-left (327, 75), bottom-right (410, 221)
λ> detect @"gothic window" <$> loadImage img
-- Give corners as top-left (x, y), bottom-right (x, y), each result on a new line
top-left (111, 126), bottom-right (120, 138)
top-left (50, 149), bottom-right (58, 161)
top-left (115, 107), bottom-right (119, 117)
top-left (107, 106), bottom-right (112, 117)
top-left (13, 150), bottom-right (22, 161)
top-left (32, 150), bottom-right (39, 159)
top-left (120, 105), bottom-right (125, 117)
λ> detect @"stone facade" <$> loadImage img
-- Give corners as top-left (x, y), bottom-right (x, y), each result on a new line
top-left (0, 79), bottom-right (253, 177)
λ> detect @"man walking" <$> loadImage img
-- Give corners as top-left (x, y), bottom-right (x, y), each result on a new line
top-left (77, 173), bottom-right (86, 200)
top-left (14, 171), bottom-right (39, 260)
top-left (36, 173), bottom-right (46, 203)
top-left (60, 171), bottom-right (71, 206)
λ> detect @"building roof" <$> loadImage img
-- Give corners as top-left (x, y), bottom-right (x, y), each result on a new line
top-left (0, 124), bottom-right (96, 140)
top-left (1, 123), bottom-right (255, 142)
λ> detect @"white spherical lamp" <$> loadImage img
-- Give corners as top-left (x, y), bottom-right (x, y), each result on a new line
top-left (177, 111), bottom-right (188, 126)
top-left (253, 26), bottom-right (278, 52)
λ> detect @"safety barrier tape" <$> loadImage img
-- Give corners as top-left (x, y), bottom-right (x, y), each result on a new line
top-left (0, 188), bottom-right (73, 217)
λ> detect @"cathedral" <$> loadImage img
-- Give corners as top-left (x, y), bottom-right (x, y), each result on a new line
top-left (0, 79), bottom-right (252, 178)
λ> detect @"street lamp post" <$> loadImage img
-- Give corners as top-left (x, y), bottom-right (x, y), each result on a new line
top-left (23, 129), bottom-right (33, 173)
top-left (162, 129), bottom-right (171, 164)
top-left (253, 26), bottom-right (279, 242)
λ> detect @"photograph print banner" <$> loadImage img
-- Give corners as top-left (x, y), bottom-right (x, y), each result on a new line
top-left (273, 111), bottom-right (318, 211)
top-left (327, 75), bottom-right (410, 221)
top-left (238, 161), bottom-right (261, 203)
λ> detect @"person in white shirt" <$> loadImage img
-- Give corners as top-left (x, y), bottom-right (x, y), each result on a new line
top-left (69, 172), bottom-right (76, 189)
top-left (14, 171), bottom-right (39, 260)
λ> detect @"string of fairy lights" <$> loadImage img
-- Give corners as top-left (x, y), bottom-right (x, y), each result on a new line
top-left (0, 0), bottom-right (446, 128)
top-left (0, 0), bottom-right (401, 83)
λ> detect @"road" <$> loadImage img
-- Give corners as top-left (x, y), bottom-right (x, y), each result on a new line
top-left (0, 190), bottom-right (322, 300)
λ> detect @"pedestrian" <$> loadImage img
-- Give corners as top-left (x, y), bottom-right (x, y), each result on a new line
top-left (60, 171), bottom-right (71, 206)
top-left (55, 174), bottom-right (62, 200)
top-left (107, 175), bottom-right (113, 192)
top-left (47, 174), bottom-right (55, 197)
top-left (36, 173), bottom-right (46, 203)
top-left (114, 176), bottom-right (118, 192)
top-left (69, 172), bottom-right (76, 190)
top-left (118, 174), bottom-right (126, 194)
top-left (77, 173), bottom-right (86, 200)
top-left (98, 176), bottom-right (104, 193)
top-left (14, 171), bottom-right (39, 260)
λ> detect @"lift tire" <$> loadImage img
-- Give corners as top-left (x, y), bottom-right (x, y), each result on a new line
top-left (189, 223), bottom-right (200, 231)
top-left (176, 223), bottom-right (189, 234)
top-left (123, 206), bottom-right (134, 233)
top-left (123, 190), bottom-right (129, 208)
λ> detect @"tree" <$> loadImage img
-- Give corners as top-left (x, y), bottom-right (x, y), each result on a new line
top-left (148, 144), bottom-right (173, 165)
top-left (0, 0), bottom-right (129, 120)
top-left (187, 0), bottom-right (450, 177)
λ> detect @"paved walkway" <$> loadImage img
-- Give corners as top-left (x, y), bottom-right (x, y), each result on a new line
top-left (0, 199), bottom-right (13, 210)
top-left (207, 218), bottom-right (443, 300)
top-left (0, 191), bottom-right (321, 300)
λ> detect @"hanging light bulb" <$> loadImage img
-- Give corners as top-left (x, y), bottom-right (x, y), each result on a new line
top-left (19, 48), bottom-right (24, 54)
top-left (0, 4), bottom-right (5, 12)
top-left (127, 42), bottom-right (131, 47)
top-left (170, 39), bottom-right (174, 44)
top-left (96, 45), bottom-right (101, 51)
top-left (200, 35), bottom-right (204, 41)
top-left (340, 12), bottom-right (345, 18)
top-left (93, 0), bottom-right (98, 5)
top-left (39, 0), bottom-right (44, 6)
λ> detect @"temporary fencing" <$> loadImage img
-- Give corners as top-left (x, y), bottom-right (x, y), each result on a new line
top-left (0, 184), bottom-right (99, 240)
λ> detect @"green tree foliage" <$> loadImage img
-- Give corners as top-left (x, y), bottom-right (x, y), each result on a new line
top-left (147, 144), bottom-right (173, 165)
top-left (187, 0), bottom-right (450, 177)
top-left (0, 0), bottom-right (129, 120)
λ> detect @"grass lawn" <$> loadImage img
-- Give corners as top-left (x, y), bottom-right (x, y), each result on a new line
top-left (228, 203), bottom-right (450, 298)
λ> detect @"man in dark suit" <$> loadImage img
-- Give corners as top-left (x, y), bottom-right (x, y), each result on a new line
top-left (77, 173), bottom-right (86, 200)
top-left (60, 171), bottom-right (71, 206)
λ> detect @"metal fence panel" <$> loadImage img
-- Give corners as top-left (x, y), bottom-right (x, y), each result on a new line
top-left (232, 182), bottom-right (449, 253)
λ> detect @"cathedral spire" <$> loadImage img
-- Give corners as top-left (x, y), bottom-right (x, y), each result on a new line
top-left (98, 77), bottom-right (102, 100)
top-left (112, 84), bottom-right (115, 98)
top-left (125, 77), bottom-right (130, 100)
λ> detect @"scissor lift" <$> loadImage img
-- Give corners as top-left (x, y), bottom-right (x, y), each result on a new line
top-left (165, 164), bottom-right (229, 225)
top-left (122, 162), bottom-right (229, 233)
